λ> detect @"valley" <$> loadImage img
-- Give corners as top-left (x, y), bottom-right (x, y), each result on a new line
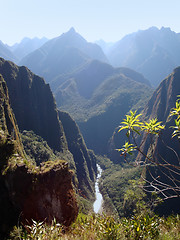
top-left (0, 25), bottom-right (180, 239)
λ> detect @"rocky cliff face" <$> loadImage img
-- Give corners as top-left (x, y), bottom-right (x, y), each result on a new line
top-left (5, 160), bottom-right (78, 226)
top-left (0, 57), bottom-right (67, 152)
top-left (107, 67), bottom-right (180, 215)
top-left (0, 74), bottom-right (23, 238)
top-left (0, 75), bottom-right (78, 238)
top-left (137, 67), bottom-right (180, 214)
top-left (109, 67), bottom-right (180, 162)
top-left (141, 66), bottom-right (180, 121)
top-left (138, 67), bottom-right (180, 162)
top-left (59, 111), bottom-right (96, 199)
top-left (0, 58), bottom-right (97, 198)
top-left (0, 58), bottom-right (98, 237)
top-left (0, 74), bottom-right (24, 169)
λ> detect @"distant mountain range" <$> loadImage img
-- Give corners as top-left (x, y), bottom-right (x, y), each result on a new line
top-left (9, 37), bottom-right (48, 60)
top-left (20, 28), bottom-right (108, 83)
top-left (0, 37), bottom-right (48, 63)
top-left (0, 40), bottom-right (17, 63)
top-left (2, 26), bottom-right (180, 88)
top-left (106, 27), bottom-right (180, 87)
top-left (95, 39), bottom-right (114, 55)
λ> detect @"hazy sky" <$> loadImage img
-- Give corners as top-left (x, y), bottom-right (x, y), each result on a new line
top-left (1, 0), bottom-right (180, 45)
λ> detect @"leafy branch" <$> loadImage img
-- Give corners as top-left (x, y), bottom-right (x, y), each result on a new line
top-left (117, 96), bottom-right (180, 200)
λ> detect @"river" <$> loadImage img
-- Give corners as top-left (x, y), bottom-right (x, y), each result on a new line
top-left (93, 164), bottom-right (103, 213)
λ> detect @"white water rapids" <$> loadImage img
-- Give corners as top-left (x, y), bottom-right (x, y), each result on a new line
top-left (93, 164), bottom-right (103, 213)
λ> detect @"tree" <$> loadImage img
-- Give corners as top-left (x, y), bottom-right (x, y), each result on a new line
top-left (117, 96), bottom-right (180, 201)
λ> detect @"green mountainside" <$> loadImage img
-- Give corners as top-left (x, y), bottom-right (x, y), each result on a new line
top-left (59, 111), bottom-right (96, 200)
top-left (107, 27), bottom-right (180, 87)
top-left (110, 67), bottom-right (180, 160)
top-left (54, 60), bottom-right (152, 154)
top-left (107, 66), bottom-right (180, 216)
top-left (137, 67), bottom-right (180, 214)
top-left (133, 66), bottom-right (180, 168)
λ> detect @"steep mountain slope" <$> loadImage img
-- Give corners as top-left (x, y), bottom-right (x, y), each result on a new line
top-left (95, 39), bottom-right (114, 55)
top-left (108, 27), bottom-right (180, 87)
top-left (0, 74), bottom-right (25, 238)
top-left (138, 66), bottom-right (180, 163)
top-left (137, 67), bottom-right (180, 164)
top-left (110, 67), bottom-right (180, 214)
top-left (59, 111), bottom-right (96, 198)
top-left (138, 67), bottom-right (180, 214)
top-left (110, 66), bottom-right (180, 158)
top-left (105, 67), bottom-right (180, 219)
top-left (9, 37), bottom-right (48, 61)
top-left (0, 57), bottom-right (66, 152)
top-left (0, 41), bottom-right (17, 63)
top-left (0, 75), bottom-right (78, 238)
top-left (54, 60), bottom-right (153, 154)
top-left (20, 28), bottom-right (108, 83)
top-left (0, 58), bottom-right (96, 204)
top-left (0, 74), bottom-right (24, 166)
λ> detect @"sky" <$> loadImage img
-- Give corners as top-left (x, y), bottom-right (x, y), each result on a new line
top-left (1, 0), bottom-right (180, 45)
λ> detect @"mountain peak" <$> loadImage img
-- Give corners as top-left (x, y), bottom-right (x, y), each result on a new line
top-left (68, 27), bottom-right (76, 34)
top-left (160, 26), bottom-right (172, 32)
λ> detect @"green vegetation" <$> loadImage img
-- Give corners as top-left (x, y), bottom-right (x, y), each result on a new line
top-left (117, 96), bottom-right (180, 200)
top-left (57, 64), bottom-right (152, 122)
top-left (77, 73), bottom-right (152, 154)
top-left (97, 155), bottom-right (146, 217)
top-left (21, 130), bottom-right (57, 165)
top-left (9, 213), bottom-right (180, 239)
top-left (21, 129), bottom-right (97, 214)
top-left (21, 129), bottom-right (77, 172)
top-left (170, 95), bottom-right (180, 139)
top-left (51, 58), bottom-right (153, 155)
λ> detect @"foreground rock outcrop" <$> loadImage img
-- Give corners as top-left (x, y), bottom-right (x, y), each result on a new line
top-left (5, 161), bottom-right (78, 226)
